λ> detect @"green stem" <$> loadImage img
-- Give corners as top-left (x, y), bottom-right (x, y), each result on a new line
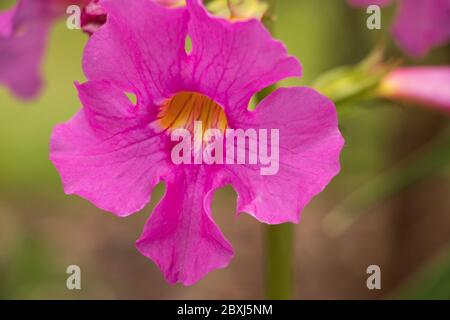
top-left (265, 224), bottom-right (295, 299)
top-left (257, 0), bottom-right (294, 300)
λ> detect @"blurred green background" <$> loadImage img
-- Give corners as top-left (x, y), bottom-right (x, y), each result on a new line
top-left (0, 0), bottom-right (449, 299)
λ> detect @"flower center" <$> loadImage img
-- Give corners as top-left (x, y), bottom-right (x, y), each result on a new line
top-left (158, 92), bottom-right (228, 136)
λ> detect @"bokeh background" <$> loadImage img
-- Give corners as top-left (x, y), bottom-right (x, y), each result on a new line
top-left (1, 0), bottom-right (450, 299)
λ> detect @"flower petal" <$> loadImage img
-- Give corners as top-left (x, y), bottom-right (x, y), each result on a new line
top-left (185, 0), bottom-right (301, 116)
top-left (50, 80), bottom-right (171, 216)
top-left (83, 0), bottom-right (189, 102)
top-left (392, 0), bottom-right (450, 58)
top-left (225, 87), bottom-right (344, 224)
top-left (136, 167), bottom-right (233, 285)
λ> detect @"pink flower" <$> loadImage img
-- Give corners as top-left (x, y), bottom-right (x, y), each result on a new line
top-left (0, 0), bottom-right (91, 99)
top-left (0, 0), bottom-right (55, 99)
top-left (348, 0), bottom-right (450, 58)
top-left (379, 66), bottom-right (450, 113)
top-left (50, 0), bottom-right (344, 285)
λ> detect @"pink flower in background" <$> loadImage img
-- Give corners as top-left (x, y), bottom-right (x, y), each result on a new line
top-left (0, 0), bottom-right (90, 99)
top-left (349, 0), bottom-right (450, 58)
top-left (0, 0), bottom-right (55, 99)
top-left (50, 0), bottom-right (344, 285)
top-left (379, 66), bottom-right (450, 113)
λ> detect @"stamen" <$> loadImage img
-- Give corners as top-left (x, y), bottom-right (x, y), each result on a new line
top-left (158, 92), bottom-right (228, 137)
